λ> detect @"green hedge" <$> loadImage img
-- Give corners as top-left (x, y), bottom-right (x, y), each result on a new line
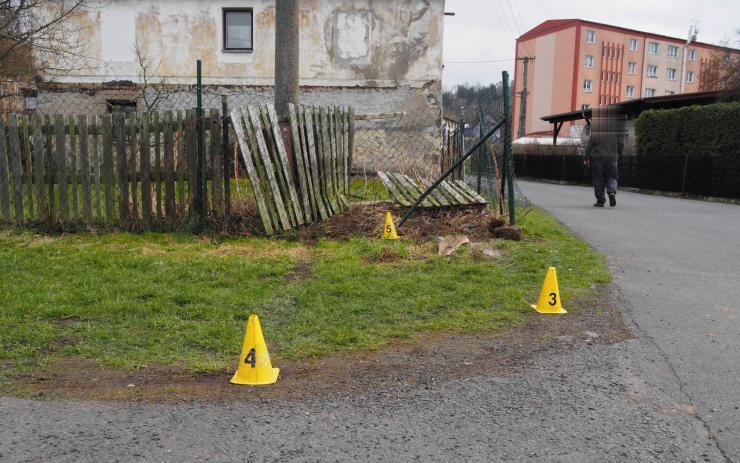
top-left (635, 101), bottom-right (740, 159)
top-left (634, 102), bottom-right (740, 197)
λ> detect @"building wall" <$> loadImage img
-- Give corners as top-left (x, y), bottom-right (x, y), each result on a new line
top-left (31, 0), bottom-right (446, 177)
top-left (514, 19), bottom-right (740, 137)
top-left (512, 26), bottom-right (576, 136)
top-left (41, 0), bottom-right (444, 89)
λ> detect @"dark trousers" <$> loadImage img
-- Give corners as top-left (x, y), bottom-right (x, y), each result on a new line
top-left (591, 157), bottom-right (618, 202)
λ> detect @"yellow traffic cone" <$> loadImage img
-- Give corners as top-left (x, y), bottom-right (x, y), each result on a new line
top-left (383, 211), bottom-right (399, 240)
top-left (231, 314), bottom-right (280, 385)
top-left (531, 267), bottom-right (567, 314)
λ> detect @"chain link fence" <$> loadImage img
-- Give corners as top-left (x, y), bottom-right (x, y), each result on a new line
top-left (7, 68), bottom-right (530, 221)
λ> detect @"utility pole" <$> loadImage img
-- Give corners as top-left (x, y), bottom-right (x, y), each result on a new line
top-left (275, 0), bottom-right (299, 120)
top-left (516, 56), bottom-right (534, 138)
top-left (680, 24), bottom-right (698, 94)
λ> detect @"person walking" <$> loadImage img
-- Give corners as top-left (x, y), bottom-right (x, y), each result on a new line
top-left (583, 106), bottom-right (625, 207)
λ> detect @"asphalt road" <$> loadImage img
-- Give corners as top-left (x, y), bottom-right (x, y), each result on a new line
top-left (518, 181), bottom-right (740, 461)
top-left (1, 182), bottom-right (738, 462)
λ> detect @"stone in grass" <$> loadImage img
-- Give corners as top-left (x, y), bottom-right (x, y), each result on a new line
top-left (493, 226), bottom-right (522, 241)
top-left (488, 216), bottom-right (507, 232)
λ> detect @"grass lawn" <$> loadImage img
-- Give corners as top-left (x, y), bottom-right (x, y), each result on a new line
top-left (0, 207), bottom-right (608, 387)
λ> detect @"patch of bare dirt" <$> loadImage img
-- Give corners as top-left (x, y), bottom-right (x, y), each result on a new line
top-left (284, 260), bottom-right (313, 283)
top-left (12, 284), bottom-right (631, 402)
top-left (299, 203), bottom-right (500, 244)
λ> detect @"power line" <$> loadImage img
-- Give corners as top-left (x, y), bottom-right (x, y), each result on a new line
top-left (444, 58), bottom-right (516, 64)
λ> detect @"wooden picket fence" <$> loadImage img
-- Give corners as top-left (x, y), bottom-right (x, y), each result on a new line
top-left (0, 110), bottom-right (227, 229)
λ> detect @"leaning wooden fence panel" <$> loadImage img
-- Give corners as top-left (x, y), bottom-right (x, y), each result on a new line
top-left (230, 104), bottom-right (354, 235)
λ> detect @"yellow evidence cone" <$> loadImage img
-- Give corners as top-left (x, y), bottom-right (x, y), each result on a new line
top-left (383, 211), bottom-right (399, 240)
top-left (531, 267), bottom-right (567, 314)
top-left (231, 314), bottom-right (280, 385)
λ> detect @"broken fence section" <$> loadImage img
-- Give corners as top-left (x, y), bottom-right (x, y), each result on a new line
top-left (377, 171), bottom-right (487, 208)
top-left (230, 103), bottom-right (354, 235)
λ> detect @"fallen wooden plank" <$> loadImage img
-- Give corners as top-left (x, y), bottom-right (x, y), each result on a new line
top-left (453, 180), bottom-right (489, 204)
top-left (401, 174), bottom-right (440, 207)
top-left (377, 171), bottom-right (412, 206)
top-left (449, 180), bottom-right (482, 204)
top-left (419, 179), bottom-right (451, 207)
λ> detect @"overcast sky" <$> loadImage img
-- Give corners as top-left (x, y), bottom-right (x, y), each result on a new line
top-left (442, 0), bottom-right (740, 88)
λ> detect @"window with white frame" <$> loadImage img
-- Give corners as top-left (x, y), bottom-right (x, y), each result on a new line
top-left (629, 38), bottom-right (638, 51)
top-left (628, 62), bottom-right (637, 74)
top-left (645, 88), bottom-right (656, 97)
top-left (626, 85), bottom-right (634, 97)
top-left (667, 45), bottom-right (679, 58)
top-left (583, 79), bottom-right (593, 92)
top-left (686, 71), bottom-right (695, 83)
top-left (648, 41), bottom-right (659, 54)
top-left (665, 90), bottom-right (675, 95)
top-left (647, 65), bottom-right (658, 78)
top-left (223, 8), bottom-right (253, 51)
top-left (586, 30), bottom-right (596, 44)
top-left (688, 49), bottom-right (696, 61)
top-left (666, 68), bottom-right (677, 80)
top-left (585, 55), bottom-right (594, 68)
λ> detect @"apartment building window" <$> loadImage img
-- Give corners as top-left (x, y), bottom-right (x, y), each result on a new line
top-left (665, 90), bottom-right (675, 95)
top-left (688, 49), bottom-right (696, 61)
top-left (583, 79), bottom-right (593, 92)
top-left (626, 85), bottom-right (635, 97)
top-left (647, 65), bottom-right (658, 78)
top-left (586, 30), bottom-right (596, 44)
top-left (645, 88), bottom-right (656, 97)
top-left (648, 41), bottom-right (659, 54)
top-left (629, 38), bottom-right (638, 51)
top-left (223, 8), bottom-right (253, 51)
top-left (585, 55), bottom-right (594, 68)
top-left (666, 68), bottom-right (677, 80)
top-left (628, 62), bottom-right (637, 74)
top-left (686, 71), bottom-right (695, 83)
top-left (667, 45), bottom-right (679, 58)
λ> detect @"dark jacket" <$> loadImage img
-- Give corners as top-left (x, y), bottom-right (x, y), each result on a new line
top-left (585, 111), bottom-right (625, 159)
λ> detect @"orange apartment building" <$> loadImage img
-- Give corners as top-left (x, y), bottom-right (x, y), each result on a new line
top-left (513, 19), bottom-right (740, 138)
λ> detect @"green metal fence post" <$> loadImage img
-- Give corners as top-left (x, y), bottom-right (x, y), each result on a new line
top-left (221, 93), bottom-right (231, 216)
top-left (502, 71), bottom-right (515, 225)
top-left (195, 59), bottom-right (204, 227)
top-left (476, 102), bottom-right (484, 193)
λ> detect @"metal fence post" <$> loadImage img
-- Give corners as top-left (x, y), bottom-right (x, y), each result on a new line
top-left (195, 59), bottom-right (204, 227)
top-left (502, 71), bottom-right (515, 226)
top-left (476, 102), bottom-right (484, 193)
top-left (221, 93), bottom-right (231, 216)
